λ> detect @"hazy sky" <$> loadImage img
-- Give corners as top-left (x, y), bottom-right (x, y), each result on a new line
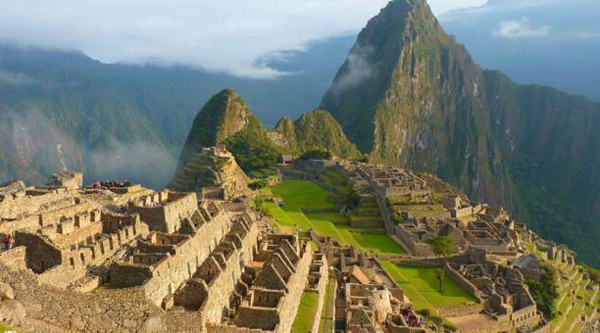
top-left (0, 0), bottom-right (487, 78)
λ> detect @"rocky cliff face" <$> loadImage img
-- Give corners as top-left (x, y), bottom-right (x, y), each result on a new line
top-left (177, 89), bottom-right (256, 169)
top-left (274, 110), bottom-right (361, 159)
top-left (321, 0), bottom-right (600, 266)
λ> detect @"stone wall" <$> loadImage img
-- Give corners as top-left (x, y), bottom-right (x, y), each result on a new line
top-left (0, 246), bottom-right (26, 271)
top-left (207, 323), bottom-right (270, 333)
top-left (444, 262), bottom-right (484, 300)
top-left (197, 219), bottom-right (259, 327)
top-left (142, 210), bottom-right (231, 306)
top-left (309, 255), bottom-right (329, 333)
top-left (130, 192), bottom-right (198, 233)
top-left (436, 302), bottom-right (483, 317)
top-left (274, 245), bottom-right (313, 333)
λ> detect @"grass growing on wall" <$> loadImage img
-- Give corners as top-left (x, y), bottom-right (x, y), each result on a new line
top-left (291, 291), bottom-right (320, 333)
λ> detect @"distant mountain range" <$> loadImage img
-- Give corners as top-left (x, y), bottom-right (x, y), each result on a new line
top-left (320, 0), bottom-right (599, 266)
top-left (440, 0), bottom-right (600, 102)
top-left (0, 37), bottom-right (354, 188)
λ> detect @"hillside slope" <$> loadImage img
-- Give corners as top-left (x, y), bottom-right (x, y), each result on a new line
top-left (321, 0), bottom-right (600, 266)
top-left (274, 110), bottom-right (362, 159)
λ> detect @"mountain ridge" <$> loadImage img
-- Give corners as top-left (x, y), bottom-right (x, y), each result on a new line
top-left (321, 0), bottom-right (600, 266)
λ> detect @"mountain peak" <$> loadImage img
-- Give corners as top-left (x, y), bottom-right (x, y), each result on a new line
top-left (176, 89), bottom-right (256, 169)
top-left (320, 0), bottom-right (600, 266)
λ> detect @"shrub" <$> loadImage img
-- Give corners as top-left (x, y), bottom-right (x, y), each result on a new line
top-left (249, 180), bottom-right (268, 190)
top-left (429, 315), bottom-right (443, 326)
top-left (417, 308), bottom-right (431, 317)
top-left (443, 322), bottom-right (458, 331)
top-left (526, 263), bottom-right (559, 320)
top-left (299, 149), bottom-right (332, 161)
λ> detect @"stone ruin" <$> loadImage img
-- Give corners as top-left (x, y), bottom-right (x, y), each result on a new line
top-left (310, 232), bottom-right (427, 332)
top-left (447, 248), bottom-right (541, 330)
top-left (0, 166), bottom-right (330, 332)
top-left (335, 161), bottom-right (521, 258)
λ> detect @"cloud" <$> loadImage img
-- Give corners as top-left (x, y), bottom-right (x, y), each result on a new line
top-left (494, 18), bottom-right (551, 38)
top-left (0, 70), bottom-right (36, 85)
top-left (0, 106), bottom-right (175, 189)
top-left (88, 140), bottom-right (177, 190)
top-left (428, 0), bottom-right (487, 16)
top-left (441, 0), bottom-right (559, 21)
top-left (0, 1), bottom-right (494, 79)
top-left (0, 0), bottom-right (394, 79)
top-left (331, 44), bottom-right (374, 94)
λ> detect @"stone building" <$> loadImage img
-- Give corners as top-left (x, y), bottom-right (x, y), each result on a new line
top-left (229, 234), bottom-right (313, 332)
top-left (448, 248), bottom-right (541, 330)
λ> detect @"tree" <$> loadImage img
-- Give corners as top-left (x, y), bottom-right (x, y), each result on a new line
top-left (526, 263), bottom-right (559, 320)
top-left (435, 268), bottom-right (446, 292)
top-left (341, 188), bottom-right (361, 210)
top-left (426, 236), bottom-right (456, 258)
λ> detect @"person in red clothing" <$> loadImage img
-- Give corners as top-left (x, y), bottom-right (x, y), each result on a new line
top-left (2, 234), bottom-right (15, 250)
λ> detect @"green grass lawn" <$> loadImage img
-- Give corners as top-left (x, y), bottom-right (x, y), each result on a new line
top-left (381, 261), bottom-right (477, 310)
top-left (291, 291), bottom-right (320, 333)
top-left (265, 180), bottom-right (407, 255)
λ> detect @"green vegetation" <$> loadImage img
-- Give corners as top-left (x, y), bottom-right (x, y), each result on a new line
top-left (434, 268), bottom-right (446, 292)
top-left (320, 0), bottom-right (600, 268)
top-left (299, 149), bottom-right (332, 161)
top-left (249, 179), bottom-right (268, 190)
top-left (275, 110), bottom-right (362, 159)
top-left (526, 264), bottom-right (559, 320)
top-left (291, 291), bottom-right (319, 333)
top-left (265, 180), bottom-right (406, 255)
top-left (318, 279), bottom-right (336, 333)
top-left (224, 118), bottom-right (281, 173)
top-left (426, 236), bottom-right (456, 258)
top-left (381, 261), bottom-right (477, 310)
top-left (0, 322), bottom-right (14, 332)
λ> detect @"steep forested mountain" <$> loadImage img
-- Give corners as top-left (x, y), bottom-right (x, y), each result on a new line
top-left (321, 0), bottom-right (600, 266)
top-left (274, 110), bottom-right (361, 159)
top-left (0, 37), bottom-right (354, 188)
top-left (173, 90), bottom-right (361, 184)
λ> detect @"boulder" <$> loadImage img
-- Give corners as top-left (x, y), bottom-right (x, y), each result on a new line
top-left (0, 283), bottom-right (14, 300)
top-left (0, 300), bottom-right (27, 324)
top-left (141, 316), bottom-right (167, 332)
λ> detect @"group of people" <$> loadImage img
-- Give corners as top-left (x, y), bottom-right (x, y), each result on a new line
top-left (2, 234), bottom-right (15, 250)
top-left (90, 180), bottom-right (132, 188)
top-left (402, 306), bottom-right (423, 328)
top-left (400, 305), bottom-right (449, 332)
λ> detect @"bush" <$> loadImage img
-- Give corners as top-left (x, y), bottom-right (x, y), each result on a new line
top-left (429, 315), bottom-right (443, 326)
top-left (417, 308), bottom-right (431, 317)
top-left (225, 127), bottom-right (281, 173)
top-left (249, 180), bottom-right (268, 190)
top-left (299, 149), bottom-right (332, 161)
top-left (526, 263), bottom-right (559, 320)
top-left (443, 323), bottom-right (458, 331)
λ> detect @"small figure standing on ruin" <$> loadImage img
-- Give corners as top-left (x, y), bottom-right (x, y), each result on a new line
top-left (2, 234), bottom-right (15, 250)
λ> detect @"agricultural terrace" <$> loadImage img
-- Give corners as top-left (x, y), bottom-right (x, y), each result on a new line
top-left (381, 261), bottom-right (477, 312)
top-left (261, 179), bottom-right (406, 255)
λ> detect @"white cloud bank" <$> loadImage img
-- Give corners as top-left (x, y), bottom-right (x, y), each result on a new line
top-left (0, 0), bottom-right (479, 79)
top-left (494, 18), bottom-right (551, 38)
top-left (0, 0), bottom-right (395, 79)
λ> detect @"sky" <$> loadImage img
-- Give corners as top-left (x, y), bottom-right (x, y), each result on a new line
top-left (0, 0), bottom-right (487, 79)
